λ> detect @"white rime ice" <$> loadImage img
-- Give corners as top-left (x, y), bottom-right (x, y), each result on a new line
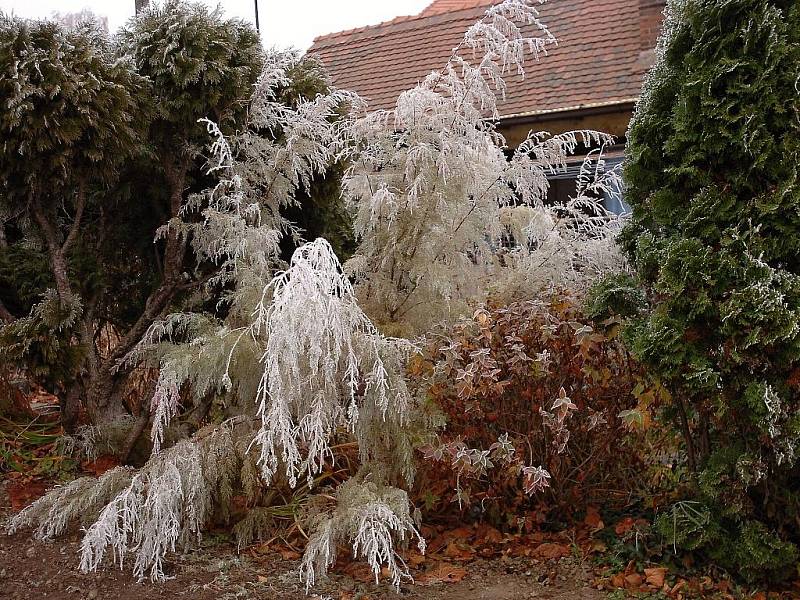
top-left (342, 0), bottom-right (625, 332)
top-left (252, 238), bottom-right (414, 489)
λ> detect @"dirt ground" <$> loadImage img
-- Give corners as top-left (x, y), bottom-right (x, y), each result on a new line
top-left (0, 482), bottom-right (606, 600)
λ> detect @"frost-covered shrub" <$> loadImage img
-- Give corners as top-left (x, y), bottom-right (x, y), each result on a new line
top-left (301, 474), bottom-right (425, 589)
top-left (622, 0), bottom-right (800, 582)
top-left (6, 44), bottom-right (368, 582)
top-left (251, 238), bottom-right (420, 489)
top-left (342, 1), bottom-right (625, 334)
top-left (7, 467), bottom-right (135, 540)
top-left (416, 294), bottom-right (655, 524)
top-left (11, 420), bottom-right (262, 581)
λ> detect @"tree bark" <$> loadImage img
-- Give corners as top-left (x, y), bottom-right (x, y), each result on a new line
top-left (60, 382), bottom-right (84, 434)
top-left (84, 159), bottom-right (191, 434)
top-left (675, 394), bottom-right (697, 475)
top-left (0, 298), bottom-right (13, 323)
top-left (30, 183), bottom-right (86, 301)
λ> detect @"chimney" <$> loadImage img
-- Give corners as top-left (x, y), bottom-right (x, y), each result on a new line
top-left (635, 0), bottom-right (666, 71)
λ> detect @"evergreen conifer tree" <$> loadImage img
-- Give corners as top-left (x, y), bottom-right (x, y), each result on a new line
top-left (622, 0), bottom-right (800, 581)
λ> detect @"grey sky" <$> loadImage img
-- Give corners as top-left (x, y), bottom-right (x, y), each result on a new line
top-left (0, 0), bottom-right (431, 50)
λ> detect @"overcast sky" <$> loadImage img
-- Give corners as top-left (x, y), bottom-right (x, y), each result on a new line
top-left (0, 0), bottom-right (431, 50)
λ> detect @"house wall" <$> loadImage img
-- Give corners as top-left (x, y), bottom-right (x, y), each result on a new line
top-left (499, 106), bottom-right (634, 148)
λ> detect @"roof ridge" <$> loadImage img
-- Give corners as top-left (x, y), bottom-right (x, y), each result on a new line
top-left (420, 0), bottom-right (496, 16)
top-left (309, 1), bottom-right (494, 48)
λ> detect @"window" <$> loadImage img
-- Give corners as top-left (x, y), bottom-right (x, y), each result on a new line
top-left (545, 155), bottom-right (629, 216)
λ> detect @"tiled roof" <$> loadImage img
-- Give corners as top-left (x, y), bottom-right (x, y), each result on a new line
top-left (309, 0), bottom-right (652, 119)
top-left (421, 0), bottom-right (494, 16)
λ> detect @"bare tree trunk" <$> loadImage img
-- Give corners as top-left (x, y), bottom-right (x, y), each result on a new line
top-left (0, 298), bottom-right (13, 323)
top-left (60, 383), bottom-right (83, 433)
top-left (675, 394), bottom-right (697, 475)
top-left (135, 0), bottom-right (150, 14)
top-left (85, 158), bottom-right (191, 435)
top-left (84, 366), bottom-right (128, 426)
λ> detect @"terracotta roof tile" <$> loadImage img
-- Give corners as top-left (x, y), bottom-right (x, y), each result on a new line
top-left (309, 0), bottom-right (660, 119)
top-left (421, 0), bottom-right (495, 16)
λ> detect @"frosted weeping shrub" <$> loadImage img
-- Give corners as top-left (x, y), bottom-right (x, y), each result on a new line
top-left (10, 421), bottom-right (259, 581)
top-left (7, 467), bottom-right (134, 540)
top-left (8, 51), bottom-right (371, 583)
top-left (253, 238), bottom-right (416, 488)
top-left (79, 440), bottom-right (209, 581)
top-left (301, 476), bottom-right (425, 590)
top-left (129, 50), bottom-right (360, 452)
top-left (343, 0), bottom-right (625, 332)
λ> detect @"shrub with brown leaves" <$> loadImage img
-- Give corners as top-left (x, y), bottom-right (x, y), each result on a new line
top-left (414, 293), bottom-right (662, 526)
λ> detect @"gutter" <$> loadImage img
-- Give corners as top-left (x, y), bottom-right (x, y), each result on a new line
top-left (498, 98), bottom-right (640, 125)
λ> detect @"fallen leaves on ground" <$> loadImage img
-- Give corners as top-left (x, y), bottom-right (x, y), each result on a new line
top-left (82, 455), bottom-right (119, 477)
top-left (7, 479), bottom-right (48, 511)
top-left (644, 566), bottom-right (667, 588)
top-left (584, 506), bottom-right (604, 531)
top-left (415, 562), bottom-right (467, 585)
top-left (534, 542), bottom-right (570, 560)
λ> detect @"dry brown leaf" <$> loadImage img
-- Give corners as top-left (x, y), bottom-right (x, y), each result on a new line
top-left (586, 540), bottom-right (607, 554)
top-left (670, 579), bottom-right (687, 595)
top-left (615, 517), bottom-right (635, 536)
top-left (7, 480), bottom-right (47, 511)
top-left (426, 535), bottom-right (449, 554)
top-left (277, 547), bottom-right (302, 561)
top-left (584, 506), bottom-right (604, 531)
top-left (82, 455), bottom-right (120, 477)
top-left (447, 526), bottom-right (474, 540)
top-left (341, 561), bottom-right (375, 583)
top-left (625, 573), bottom-right (643, 589)
top-left (645, 567), bottom-right (667, 588)
top-left (535, 542), bottom-right (570, 559)
top-left (443, 540), bottom-right (474, 561)
top-left (416, 563), bottom-right (468, 586)
top-left (404, 550), bottom-right (426, 568)
top-left (475, 523), bottom-right (503, 545)
top-left (610, 573), bottom-right (626, 589)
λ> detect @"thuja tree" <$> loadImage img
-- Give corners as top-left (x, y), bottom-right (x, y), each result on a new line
top-left (621, 0), bottom-right (800, 581)
top-left (0, 2), bottom-right (263, 433)
top-left (0, 16), bottom-right (148, 427)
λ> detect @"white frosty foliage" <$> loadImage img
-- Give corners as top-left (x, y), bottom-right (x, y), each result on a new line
top-left (57, 421), bottom-right (258, 581)
top-left (342, 0), bottom-right (625, 331)
top-left (11, 2), bottom-right (630, 590)
top-left (253, 238), bottom-right (414, 488)
top-left (759, 383), bottom-right (796, 467)
top-left (7, 467), bottom-right (134, 540)
top-left (79, 440), bottom-right (209, 582)
top-left (521, 465), bottom-right (551, 495)
top-left (131, 51), bottom-right (359, 451)
top-left (301, 477), bottom-right (425, 591)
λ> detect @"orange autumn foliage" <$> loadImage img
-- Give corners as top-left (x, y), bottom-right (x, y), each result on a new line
top-left (415, 293), bottom-right (660, 524)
